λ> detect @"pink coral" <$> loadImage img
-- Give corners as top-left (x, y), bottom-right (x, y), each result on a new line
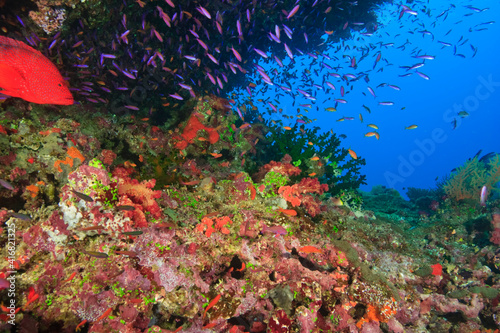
top-left (119, 304), bottom-right (138, 323)
top-left (114, 172), bottom-right (163, 228)
top-left (256, 154), bottom-right (301, 181)
top-left (295, 177), bottom-right (329, 194)
top-left (490, 210), bottom-right (500, 245)
top-left (100, 149), bottom-right (117, 165)
top-left (420, 293), bottom-right (484, 318)
top-left (225, 173), bottom-right (255, 203)
top-left (238, 210), bottom-right (260, 238)
top-left (268, 309), bottom-right (292, 333)
top-left (116, 266), bottom-right (151, 292)
top-left (74, 288), bottom-right (118, 322)
top-left (117, 178), bottom-right (160, 209)
top-left (300, 195), bottom-right (327, 217)
top-left (9, 167), bottom-right (26, 181)
top-left (59, 164), bottom-right (164, 236)
top-left (0, 210), bottom-right (9, 224)
top-left (22, 224), bottom-right (57, 258)
top-left (154, 262), bottom-right (192, 292)
top-left (68, 164), bottom-right (111, 191)
top-left (0, 151), bottom-right (16, 166)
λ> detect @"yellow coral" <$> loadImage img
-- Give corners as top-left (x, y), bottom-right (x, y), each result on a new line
top-left (444, 154), bottom-right (500, 201)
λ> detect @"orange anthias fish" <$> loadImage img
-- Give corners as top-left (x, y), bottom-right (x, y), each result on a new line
top-left (278, 208), bottom-right (297, 216)
top-left (348, 149), bottom-right (358, 160)
top-left (299, 245), bottom-right (323, 254)
top-left (203, 294), bottom-right (221, 319)
top-left (0, 36), bottom-right (74, 105)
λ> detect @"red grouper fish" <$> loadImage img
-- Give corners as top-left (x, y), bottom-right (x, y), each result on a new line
top-left (0, 36), bottom-right (74, 105)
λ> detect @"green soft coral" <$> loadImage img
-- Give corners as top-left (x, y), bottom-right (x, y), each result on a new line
top-left (443, 154), bottom-right (500, 202)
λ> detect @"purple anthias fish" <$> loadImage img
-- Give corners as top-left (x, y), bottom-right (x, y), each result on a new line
top-left (480, 186), bottom-right (488, 206)
top-left (0, 179), bottom-right (14, 190)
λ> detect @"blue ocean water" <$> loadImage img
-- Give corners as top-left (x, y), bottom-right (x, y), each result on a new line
top-left (234, 0), bottom-right (500, 197)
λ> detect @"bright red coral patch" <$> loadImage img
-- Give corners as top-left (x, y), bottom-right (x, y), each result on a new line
top-left (174, 113), bottom-right (219, 149)
top-left (431, 263), bottom-right (442, 276)
top-left (196, 216), bottom-right (233, 237)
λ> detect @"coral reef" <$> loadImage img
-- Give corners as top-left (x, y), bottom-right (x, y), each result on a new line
top-left (1, 0), bottom-right (498, 330)
top-left (254, 122), bottom-right (367, 205)
top-left (490, 209), bottom-right (500, 245)
top-left (362, 185), bottom-right (415, 216)
top-left (0, 98), bottom-right (499, 333)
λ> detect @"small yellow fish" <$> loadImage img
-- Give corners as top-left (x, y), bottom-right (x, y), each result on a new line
top-left (367, 124), bottom-right (379, 130)
top-left (331, 197), bottom-right (343, 206)
top-left (283, 126), bottom-right (292, 130)
top-left (325, 107), bottom-right (337, 112)
top-left (405, 125), bottom-right (418, 130)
